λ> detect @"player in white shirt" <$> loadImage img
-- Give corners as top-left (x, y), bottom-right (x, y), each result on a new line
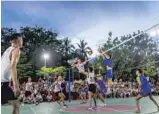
top-left (1, 33), bottom-right (23, 114)
top-left (87, 67), bottom-right (97, 111)
top-left (53, 75), bottom-right (68, 108)
top-left (73, 58), bottom-right (88, 80)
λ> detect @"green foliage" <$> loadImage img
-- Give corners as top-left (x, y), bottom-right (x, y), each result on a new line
top-left (1, 26), bottom-right (158, 80)
top-left (77, 39), bottom-right (91, 57)
top-left (40, 66), bottom-right (66, 75)
top-left (95, 31), bottom-right (158, 79)
top-left (40, 67), bottom-right (52, 75)
top-left (17, 52), bottom-right (35, 79)
top-left (143, 62), bottom-right (157, 77)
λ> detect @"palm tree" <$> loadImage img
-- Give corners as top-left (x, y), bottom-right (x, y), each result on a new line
top-left (61, 37), bottom-right (75, 58)
top-left (77, 39), bottom-right (91, 57)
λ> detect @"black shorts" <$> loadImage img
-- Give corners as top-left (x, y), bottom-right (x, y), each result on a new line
top-left (88, 84), bottom-right (97, 93)
top-left (79, 73), bottom-right (86, 81)
top-left (25, 91), bottom-right (32, 97)
top-left (1, 82), bottom-right (17, 105)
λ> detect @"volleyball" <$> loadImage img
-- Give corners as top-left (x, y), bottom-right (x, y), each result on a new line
top-left (87, 49), bottom-right (93, 55)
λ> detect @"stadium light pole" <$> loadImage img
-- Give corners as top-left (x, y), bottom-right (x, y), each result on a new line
top-left (43, 53), bottom-right (49, 67)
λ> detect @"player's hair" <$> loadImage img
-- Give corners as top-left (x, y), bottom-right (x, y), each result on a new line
top-left (9, 33), bottom-right (22, 41)
top-left (89, 67), bottom-right (93, 72)
top-left (106, 52), bottom-right (111, 58)
top-left (137, 69), bottom-right (143, 74)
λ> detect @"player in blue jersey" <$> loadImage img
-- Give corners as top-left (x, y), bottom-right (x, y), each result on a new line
top-left (135, 69), bottom-right (159, 113)
top-left (96, 70), bottom-right (107, 106)
top-left (80, 81), bottom-right (88, 104)
top-left (98, 47), bottom-right (113, 93)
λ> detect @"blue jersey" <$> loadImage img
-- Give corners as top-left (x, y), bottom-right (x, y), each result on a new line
top-left (104, 58), bottom-right (112, 67)
top-left (97, 80), bottom-right (106, 90)
top-left (81, 85), bottom-right (88, 93)
top-left (139, 75), bottom-right (152, 96)
top-left (104, 58), bottom-right (113, 79)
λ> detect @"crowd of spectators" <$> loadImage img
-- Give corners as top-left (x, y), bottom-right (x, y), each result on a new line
top-left (16, 76), bottom-right (159, 105)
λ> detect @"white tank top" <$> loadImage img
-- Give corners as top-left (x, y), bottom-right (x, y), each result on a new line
top-left (1, 46), bottom-right (19, 82)
top-left (87, 72), bottom-right (96, 84)
top-left (54, 81), bottom-right (62, 92)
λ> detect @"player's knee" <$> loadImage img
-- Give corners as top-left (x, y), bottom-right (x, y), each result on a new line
top-left (136, 97), bottom-right (139, 101)
top-left (13, 102), bottom-right (20, 109)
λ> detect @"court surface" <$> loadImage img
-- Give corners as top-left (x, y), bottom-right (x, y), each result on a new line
top-left (2, 96), bottom-right (159, 114)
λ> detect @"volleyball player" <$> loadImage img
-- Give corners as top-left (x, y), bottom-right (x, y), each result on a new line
top-left (73, 58), bottom-right (88, 80)
top-left (87, 67), bottom-right (97, 111)
top-left (135, 69), bottom-right (159, 113)
top-left (79, 81), bottom-right (88, 104)
top-left (1, 33), bottom-right (23, 114)
top-left (98, 47), bottom-right (113, 93)
top-left (96, 70), bottom-right (107, 106)
top-left (53, 75), bottom-right (68, 108)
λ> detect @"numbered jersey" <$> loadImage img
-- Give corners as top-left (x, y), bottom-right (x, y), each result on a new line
top-left (87, 72), bottom-right (96, 84)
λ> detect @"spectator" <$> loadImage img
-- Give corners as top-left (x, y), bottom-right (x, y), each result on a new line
top-left (25, 77), bottom-right (33, 97)
top-left (47, 91), bottom-right (53, 102)
top-left (36, 92), bottom-right (43, 103)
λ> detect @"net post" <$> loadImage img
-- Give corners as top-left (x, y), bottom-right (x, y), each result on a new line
top-left (68, 68), bottom-right (71, 102)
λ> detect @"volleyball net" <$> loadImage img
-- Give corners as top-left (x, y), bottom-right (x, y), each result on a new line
top-left (91, 23), bottom-right (159, 79)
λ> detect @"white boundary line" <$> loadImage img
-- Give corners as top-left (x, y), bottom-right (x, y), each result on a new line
top-left (60, 104), bottom-right (137, 113)
top-left (28, 105), bottom-right (37, 114)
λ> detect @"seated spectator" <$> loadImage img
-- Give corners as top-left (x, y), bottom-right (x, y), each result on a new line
top-left (25, 77), bottom-right (33, 97)
top-left (46, 92), bottom-right (53, 102)
top-left (36, 92), bottom-right (43, 104)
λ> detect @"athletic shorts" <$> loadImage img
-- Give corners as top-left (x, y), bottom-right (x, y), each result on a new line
top-left (88, 84), bottom-right (97, 93)
top-left (79, 73), bottom-right (87, 81)
top-left (81, 89), bottom-right (88, 94)
top-left (1, 82), bottom-right (17, 105)
top-left (139, 90), bottom-right (152, 97)
top-left (106, 70), bottom-right (113, 79)
top-left (25, 91), bottom-right (32, 97)
top-left (55, 91), bottom-right (61, 96)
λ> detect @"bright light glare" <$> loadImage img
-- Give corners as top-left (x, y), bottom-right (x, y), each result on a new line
top-left (156, 29), bottom-right (159, 35)
top-left (44, 53), bottom-right (49, 59)
top-left (149, 29), bottom-right (159, 37)
top-left (149, 31), bottom-right (156, 37)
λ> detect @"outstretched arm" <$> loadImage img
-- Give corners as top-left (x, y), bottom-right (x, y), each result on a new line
top-left (98, 46), bottom-right (107, 59)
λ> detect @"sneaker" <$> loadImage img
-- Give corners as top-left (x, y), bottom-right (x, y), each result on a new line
top-left (35, 102), bottom-right (39, 105)
top-left (92, 106), bottom-right (97, 110)
top-left (88, 107), bottom-right (93, 111)
top-left (99, 103), bottom-right (107, 107)
top-left (63, 104), bottom-right (68, 108)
